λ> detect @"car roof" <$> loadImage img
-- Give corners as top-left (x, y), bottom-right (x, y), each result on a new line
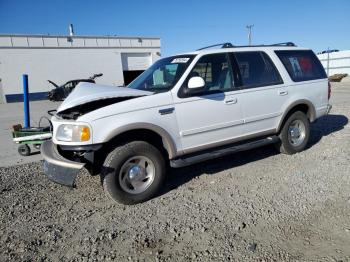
top-left (177, 46), bottom-right (310, 56)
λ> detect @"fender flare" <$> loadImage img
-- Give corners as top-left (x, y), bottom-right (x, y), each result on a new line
top-left (104, 122), bottom-right (178, 159)
top-left (277, 99), bottom-right (316, 132)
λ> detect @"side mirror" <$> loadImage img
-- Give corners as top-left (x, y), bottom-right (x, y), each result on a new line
top-left (188, 76), bottom-right (205, 90)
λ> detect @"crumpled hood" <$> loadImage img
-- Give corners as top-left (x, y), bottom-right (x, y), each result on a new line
top-left (57, 82), bottom-right (153, 113)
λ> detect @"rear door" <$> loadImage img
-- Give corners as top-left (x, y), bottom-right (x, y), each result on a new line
top-left (233, 51), bottom-right (286, 135)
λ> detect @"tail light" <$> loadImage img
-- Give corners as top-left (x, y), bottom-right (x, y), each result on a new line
top-left (328, 81), bottom-right (331, 100)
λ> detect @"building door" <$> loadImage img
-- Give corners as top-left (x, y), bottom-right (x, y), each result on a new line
top-left (121, 53), bottom-right (151, 86)
top-left (123, 70), bottom-right (143, 85)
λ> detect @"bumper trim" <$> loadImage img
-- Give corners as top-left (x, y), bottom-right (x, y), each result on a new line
top-left (59, 143), bottom-right (102, 152)
top-left (41, 140), bottom-right (85, 187)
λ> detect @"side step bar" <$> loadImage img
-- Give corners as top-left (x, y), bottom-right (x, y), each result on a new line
top-left (170, 135), bottom-right (279, 168)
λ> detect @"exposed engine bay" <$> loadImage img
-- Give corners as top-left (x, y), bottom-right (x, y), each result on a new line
top-left (55, 82), bottom-right (153, 119)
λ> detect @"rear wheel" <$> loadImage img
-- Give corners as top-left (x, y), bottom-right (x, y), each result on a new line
top-left (275, 111), bottom-right (310, 155)
top-left (101, 141), bottom-right (166, 205)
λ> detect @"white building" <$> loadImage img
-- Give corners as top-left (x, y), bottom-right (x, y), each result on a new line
top-left (0, 34), bottom-right (161, 103)
top-left (317, 50), bottom-right (350, 76)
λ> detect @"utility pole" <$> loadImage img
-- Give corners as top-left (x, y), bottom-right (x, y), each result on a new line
top-left (246, 24), bottom-right (254, 46)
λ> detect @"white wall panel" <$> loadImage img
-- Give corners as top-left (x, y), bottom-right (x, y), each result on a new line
top-left (121, 53), bottom-right (152, 71)
top-left (12, 37), bottom-right (28, 46)
top-left (43, 37), bottom-right (58, 47)
top-left (28, 37), bottom-right (44, 47)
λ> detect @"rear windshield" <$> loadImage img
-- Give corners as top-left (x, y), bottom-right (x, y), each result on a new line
top-left (275, 50), bottom-right (327, 82)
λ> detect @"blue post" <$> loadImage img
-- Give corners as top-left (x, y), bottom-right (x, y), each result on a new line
top-left (23, 74), bottom-right (30, 128)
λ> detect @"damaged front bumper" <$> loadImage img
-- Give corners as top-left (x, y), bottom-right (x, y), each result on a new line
top-left (41, 140), bottom-right (85, 187)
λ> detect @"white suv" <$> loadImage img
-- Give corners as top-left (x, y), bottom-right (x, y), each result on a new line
top-left (41, 42), bottom-right (332, 204)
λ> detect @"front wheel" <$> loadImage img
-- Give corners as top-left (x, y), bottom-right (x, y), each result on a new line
top-left (18, 144), bottom-right (31, 156)
top-left (275, 111), bottom-right (310, 155)
top-left (101, 141), bottom-right (166, 205)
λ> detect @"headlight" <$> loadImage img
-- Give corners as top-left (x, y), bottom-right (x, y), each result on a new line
top-left (56, 124), bottom-right (91, 142)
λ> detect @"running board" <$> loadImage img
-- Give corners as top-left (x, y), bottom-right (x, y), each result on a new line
top-left (170, 135), bottom-right (279, 168)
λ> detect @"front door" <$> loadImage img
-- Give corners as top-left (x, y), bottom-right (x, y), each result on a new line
top-left (173, 53), bottom-right (245, 154)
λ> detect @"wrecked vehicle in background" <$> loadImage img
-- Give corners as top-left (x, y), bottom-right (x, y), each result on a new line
top-left (47, 73), bottom-right (103, 101)
top-left (41, 42), bottom-right (331, 205)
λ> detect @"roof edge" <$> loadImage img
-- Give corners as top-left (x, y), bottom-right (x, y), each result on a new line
top-left (0, 33), bottom-right (160, 40)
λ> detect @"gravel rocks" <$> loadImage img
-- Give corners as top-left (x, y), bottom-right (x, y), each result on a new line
top-left (1, 91), bottom-right (350, 261)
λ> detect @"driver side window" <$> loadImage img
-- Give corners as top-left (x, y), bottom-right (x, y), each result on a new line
top-left (182, 53), bottom-right (236, 96)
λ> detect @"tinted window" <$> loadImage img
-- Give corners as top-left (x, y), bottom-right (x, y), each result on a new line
top-left (275, 50), bottom-right (327, 82)
top-left (234, 52), bottom-right (283, 88)
top-left (181, 53), bottom-right (236, 96)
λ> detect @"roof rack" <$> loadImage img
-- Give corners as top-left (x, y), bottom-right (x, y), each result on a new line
top-left (196, 41), bottom-right (296, 51)
top-left (197, 42), bottom-right (234, 51)
top-left (271, 42), bottom-right (296, 46)
top-left (231, 42), bottom-right (297, 48)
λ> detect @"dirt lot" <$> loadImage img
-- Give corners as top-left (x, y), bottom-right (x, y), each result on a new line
top-left (1, 84), bottom-right (350, 261)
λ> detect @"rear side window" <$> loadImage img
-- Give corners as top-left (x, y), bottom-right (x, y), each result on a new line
top-left (275, 50), bottom-right (327, 82)
top-left (234, 51), bottom-right (283, 88)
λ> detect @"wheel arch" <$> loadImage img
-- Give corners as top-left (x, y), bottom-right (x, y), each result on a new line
top-left (277, 100), bottom-right (316, 133)
top-left (104, 123), bottom-right (177, 159)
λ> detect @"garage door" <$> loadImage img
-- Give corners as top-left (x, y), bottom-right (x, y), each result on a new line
top-left (121, 53), bottom-right (152, 71)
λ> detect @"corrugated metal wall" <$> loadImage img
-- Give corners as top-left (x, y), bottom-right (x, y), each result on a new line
top-left (317, 50), bottom-right (350, 76)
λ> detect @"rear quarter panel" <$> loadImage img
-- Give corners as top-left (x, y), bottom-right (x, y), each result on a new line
top-left (267, 49), bottom-right (329, 128)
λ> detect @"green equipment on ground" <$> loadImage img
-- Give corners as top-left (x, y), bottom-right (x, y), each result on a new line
top-left (12, 116), bottom-right (53, 156)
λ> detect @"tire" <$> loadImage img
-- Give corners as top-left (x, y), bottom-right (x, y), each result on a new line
top-left (101, 141), bottom-right (166, 205)
top-left (275, 111), bottom-right (310, 155)
top-left (18, 144), bottom-right (31, 156)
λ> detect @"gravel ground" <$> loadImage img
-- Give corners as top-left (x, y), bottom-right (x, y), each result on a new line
top-left (1, 88), bottom-right (350, 261)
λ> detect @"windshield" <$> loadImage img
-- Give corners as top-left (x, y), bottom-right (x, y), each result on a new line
top-left (128, 55), bottom-right (195, 92)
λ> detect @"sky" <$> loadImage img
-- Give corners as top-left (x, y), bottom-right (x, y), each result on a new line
top-left (0, 0), bottom-right (349, 56)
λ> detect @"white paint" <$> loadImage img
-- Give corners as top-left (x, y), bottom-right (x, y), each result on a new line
top-left (57, 82), bottom-right (153, 112)
top-left (187, 76), bottom-right (205, 89)
top-left (13, 133), bottom-right (52, 142)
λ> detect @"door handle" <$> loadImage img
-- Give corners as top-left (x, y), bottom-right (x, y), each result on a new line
top-left (159, 107), bottom-right (174, 115)
top-left (224, 98), bottom-right (237, 105)
top-left (278, 90), bottom-right (288, 96)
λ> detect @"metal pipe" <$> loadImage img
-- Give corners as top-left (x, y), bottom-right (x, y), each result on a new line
top-left (69, 24), bottom-right (74, 36)
top-left (23, 74), bottom-right (30, 128)
top-left (327, 47), bottom-right (330, 76)
top-left (246, 25), bottom-right (254, 46)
